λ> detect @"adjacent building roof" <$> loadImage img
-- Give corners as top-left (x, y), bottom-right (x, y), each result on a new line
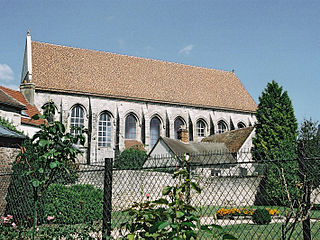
top-left (0, 86), bottom-right (43, 126)
top-left (0, 125), bottom-right (25, 148)
top-left (0, 89), bottom-right (26, 111)
top-left (124, 139), bottom-right (145, 151)
top-left (30, 40), bottom-right (257, 113)
top-left (146, 137), bottom-right (236, 167)
top-left (201, 126), bottom-right (254, 152)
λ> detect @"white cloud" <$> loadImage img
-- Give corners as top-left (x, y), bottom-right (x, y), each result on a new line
top-left (0, 64), bottom-right (14, 81)
top-left (178, 44), bottom-right (194, 55)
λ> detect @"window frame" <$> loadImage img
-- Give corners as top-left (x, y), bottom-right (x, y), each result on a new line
top-left (174, 117), bottom-right (185, 139)
top-left (237, 122), bottom-right (246, 129)
top-left (125, 114), bottom-right (137, 139)
top-left (217, 120), bottom-right (228, 134)
top-left (150, 116), bottom-right (161, 148)
top-left (70, 105), bottom-right (85, 137)
top-left (196, 119), bottom-right (206, 137)
top-left (98, 112), bottom-right (112, 147)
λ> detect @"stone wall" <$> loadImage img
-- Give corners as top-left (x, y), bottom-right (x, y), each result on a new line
top-left (0, 147), bottom-right (19, 216)
top-left (78, 168), bottom-right (262, 210)
top-left (34, 91), bottom-right (256, 163)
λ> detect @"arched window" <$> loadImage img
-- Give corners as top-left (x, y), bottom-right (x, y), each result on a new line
top-left (98, 112), bottom-right (112, 147)
top-left (70, 105), bottom-right (84, 137)
top-left (174, 117), bottom-right (185, 139)
top-left (217, 120), bottom-right (227, 134)
top-left (150, 117), bottom-right (161, 148)
top-left (42, 102), bottom-right (56, 122)
top-left (196, 120), bottom-right (206, 137)
top-left (125, 114), bottom-right (137, 139)
top-left (237, 122), bottom-right (246, 129)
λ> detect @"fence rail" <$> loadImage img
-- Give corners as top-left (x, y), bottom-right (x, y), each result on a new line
top-left (1, 149), bottom-right (320, 239)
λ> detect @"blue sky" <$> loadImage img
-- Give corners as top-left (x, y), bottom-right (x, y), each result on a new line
top-left (1, 0), bottom-right (319, 124)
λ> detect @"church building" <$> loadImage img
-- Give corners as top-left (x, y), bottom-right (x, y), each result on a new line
top-left (19, 31), bottom-right (257, 163)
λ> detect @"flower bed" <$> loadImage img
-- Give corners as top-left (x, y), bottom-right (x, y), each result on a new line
top-left (216, 208), bottom-right (279, 219)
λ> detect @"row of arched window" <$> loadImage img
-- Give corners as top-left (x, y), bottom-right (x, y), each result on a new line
top-left (69, 105), bottom-right (246, 148)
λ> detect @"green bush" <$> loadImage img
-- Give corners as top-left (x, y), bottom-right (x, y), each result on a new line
top-left (42, 184), bottom-right (103, 224)
top-left (252, 208), bottom-right (271, 225)
top-left (5, 159), bottom-right (80, 226)
top-left (114, 148), bottom-right (147, 169)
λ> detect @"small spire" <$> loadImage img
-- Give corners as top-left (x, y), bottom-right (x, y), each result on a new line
top-left (27, 29), bottom-right (31, 36)
top-left (231, 69), bottom-right (235, 73)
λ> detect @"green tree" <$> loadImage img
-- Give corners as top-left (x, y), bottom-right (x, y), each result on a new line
top-left (5, 100), bottom-right (86, 238)
top-left (114, 148), bottom-right (147, 169)
top-left (253, 80), bottom-right (298, 206)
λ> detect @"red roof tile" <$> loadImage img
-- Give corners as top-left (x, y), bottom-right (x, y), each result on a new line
top-left (0, 86), bottom-right (43, 126)
top-left (0, 89), bottom-right (26, 110)
top-left (31, 41), bottom-right (257, 113)
top-left (124, 140), bottom-right (145, 151)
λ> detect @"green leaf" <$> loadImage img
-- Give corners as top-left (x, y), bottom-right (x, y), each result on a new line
top-left (32, 179), bottom-right (40, 188)
top-left (50, 162), bottom-right (58, 169)
top-left (39, 139), bottom-right (48, 147)
top-left (157, 221), bottom-right (169, 230)
top-left (176, 211), bottom-right (184, 218)
top-left (153, 198), bottom-right (168, 204)
top-left (31, 114), bottom-right (40, 120)
top-left (223, 233), bottom-right (237, 239)
top-left (38, 168), bottom-right (44, 173)
top-left (127, 234), bottom-right (135, 240)
top-left (190, 182), bottom-right (201, 193)
top-left (162, 186), bottom-right (172, 195)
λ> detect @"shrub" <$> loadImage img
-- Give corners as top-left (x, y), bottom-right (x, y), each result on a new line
top-left (41, 184), bottom-right (103, 225)
top-left (114, 148), bottom-right (147, 169)
top-left (252, 208), bottom-right (271, 225)
top-left (5, 159), bottom-right (79, 226)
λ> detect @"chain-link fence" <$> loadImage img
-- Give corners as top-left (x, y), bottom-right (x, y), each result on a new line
top-left (1, 148), bottom-right (320, 239)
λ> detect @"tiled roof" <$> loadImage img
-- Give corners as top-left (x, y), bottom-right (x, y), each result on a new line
top-left (201, 126), bottom-right (254, 152)
top-left (124, 139), bottom-right (145, 151)
top-left (148, 137), bottom-right (235, 165)
top-left (0, 86), bottom-right (43, 126)
top-left (31, 41), bottom-right (257, 113)
top-left (0, 89), bottom-right (26, 110)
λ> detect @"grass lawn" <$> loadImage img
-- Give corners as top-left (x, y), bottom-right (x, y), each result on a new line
top-left (223, 222), bottom-right (320, 240)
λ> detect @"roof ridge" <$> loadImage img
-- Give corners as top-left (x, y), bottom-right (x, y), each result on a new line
top-left (32, 40), bottom-right (234, 74)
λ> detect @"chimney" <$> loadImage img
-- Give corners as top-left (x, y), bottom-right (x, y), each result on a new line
top-left (177, 127), bottom-right (189, 143)
top-left (20, 82), bottom-right (35, 105)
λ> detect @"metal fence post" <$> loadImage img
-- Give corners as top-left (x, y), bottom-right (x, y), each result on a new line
top-left (185, 153), bottom-right (191, 205)
top-left (102, 158), bottom-right (113, 240)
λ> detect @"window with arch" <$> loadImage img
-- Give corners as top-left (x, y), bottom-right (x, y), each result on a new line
top-left (125, 114), bottom-right (137, 139)
top-left (150, 116), bottom-right (161, 148)
top-left (174, 117), bottom-right (185, 139)
top-left (217, 120), bottom-right (227, 134)
top-left (237, 122), bottom-right (246, 129)
top-left (196, 119), bottom-right (206, 137)
top-left (42, 102), bottom-right (56, 122)
top-left (70, 105), bottom-right (84, 137)
top-left (98, 112), bottom-right (112, 147)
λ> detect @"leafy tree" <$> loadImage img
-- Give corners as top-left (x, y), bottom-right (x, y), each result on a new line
top-left (253, 80), bottom-right (298, 206)
top-left (114, 148), bottom-right (147, 169)
top-left (5, 100), bottom-right (86, 238)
